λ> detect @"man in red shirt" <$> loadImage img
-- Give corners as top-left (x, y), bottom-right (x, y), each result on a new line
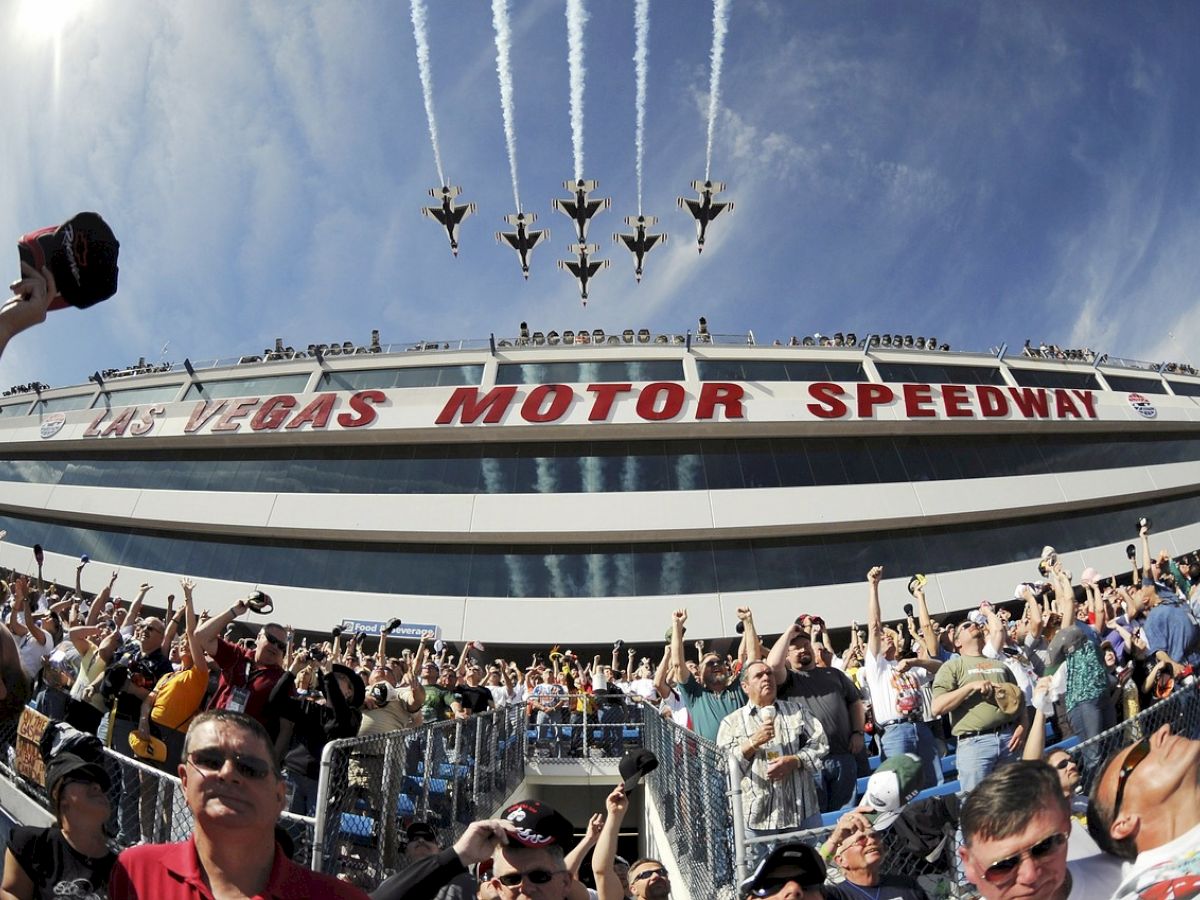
top-left (194, 598), bottom-right (292, 749)
top-left (108, 709), bottom-right (367, 899)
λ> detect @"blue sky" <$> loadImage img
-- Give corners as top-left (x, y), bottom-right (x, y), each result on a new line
top-left (2, 0), bottom-right (1198, 391)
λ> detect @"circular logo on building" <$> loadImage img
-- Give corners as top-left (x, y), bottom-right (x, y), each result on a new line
top-left (39, 413), bottom-right (67, 439)
top-left (1128, 392), bottom-right (1157, 419)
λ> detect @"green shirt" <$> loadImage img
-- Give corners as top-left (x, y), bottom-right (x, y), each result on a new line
top-left (678, 673), bottom-right (747, 742)
top-left (931, 654), bottom-right (1018, 735)
top-left (420, 683), bottom-right (455, 722)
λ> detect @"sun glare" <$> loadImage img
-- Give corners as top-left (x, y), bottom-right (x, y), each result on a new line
top-left (15, 0), bottom-right (89, 40)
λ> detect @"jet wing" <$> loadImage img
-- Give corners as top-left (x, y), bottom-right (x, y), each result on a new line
top-left (708, 201), bottom-right (733, 220)
top-left (497, 231), bottom-right (521, 250)
top-left (584, 198), bottom-right (611, 217)
top-left (553, 198), bottom-right (582, 219)
top-left (558, 259), bottom-right (584, 278)
top-left (616, 233), bottom-right (638, 252)
top-left (447, 202), bottom-right (477, 226)
top-left (526, 229), bottom-right (549, 248)
top-left (680, 198), bottom-right (703, 218)
top-left (642, 232), bottom-right (665, 251)
top-left (422, 206), bottom-right (451, 226)
top-left (585, 259), bottom-right (611, 278)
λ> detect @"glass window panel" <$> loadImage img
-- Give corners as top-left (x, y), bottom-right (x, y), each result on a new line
top-left (477, 445), bottom-right (518, 494)
top-left (737, 439), bottom-right (781, 489)
top-left (868, 440), bottom-right (908, 484)
top-left (713, 541), bottom-right (759, 592)
top-left (666, 442), bottom-right (705, 491)
top-left (1008, 368), bottom-right (1100, 390)
top-left (318, 366), bottom-right (483, 391)
top-left (95, 384), bottom-right (182, 409)
top-left (804, 441), bottom-right (851, 485)
top-left (1103, 374), bottom-right (1168, 395)
top-left (701, 439), bottom-right (745, 490)
top-left (838, 437), bottom-right (880, 484)
top-left (37, 393), bottom-right (97, 413)
top-left (875, 363), bottom-right (1005, 385)
top-left (184, 374), bottom-right (311, 400)
top-left (495, 361), bottom-right (683, 385)
top-left (1167, 379), bottom-right (1200, 397)
top-left (771, 439), bottom-right (815, 487)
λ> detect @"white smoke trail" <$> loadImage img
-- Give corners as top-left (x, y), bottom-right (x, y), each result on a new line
top-left (704, 0), bottom-right (731, 181)
top-left (491, 0), bottom-right (523, 211)
top-left (566, 0), bottom-right (588, 181)
top-left (409, 0), bottom-right (446, 187)
top-left (633, 0), bottom-right (649, 214)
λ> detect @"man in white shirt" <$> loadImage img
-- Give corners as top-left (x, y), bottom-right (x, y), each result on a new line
top-left (862, 566), bottom-right (940, 789)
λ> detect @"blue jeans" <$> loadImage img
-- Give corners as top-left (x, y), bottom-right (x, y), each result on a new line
top-left (1068, 696), bottom-right (1116, 779)
top-left (818, 752), bottom-right (858, 812)
top-left (879, 721), bottom-right (939, 790)
top-left (955, 728), bottom-right (1015, 793)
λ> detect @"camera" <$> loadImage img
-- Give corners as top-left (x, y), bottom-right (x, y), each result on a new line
top-left (371, 683), bottom-right (394, 706)
top-left (309, 648), bottom-right (327, 663)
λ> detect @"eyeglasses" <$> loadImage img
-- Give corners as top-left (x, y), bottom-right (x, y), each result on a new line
top-left (982, 832), bottom-right (1068, 884)
top-left (494, 869), bottom-right (564, 887)
top-left (186, 748), bottom-right (274, 781)
top-left (261, 632), bottom-right (288, 652)
top-left (1112, 735), bottom-right (1151, 822)
top-left (632, 867), bottom-right (669, 882)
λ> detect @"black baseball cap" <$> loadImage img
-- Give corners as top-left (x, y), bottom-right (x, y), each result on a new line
top-left (740, 842), bottom-right (826, 896)
top-left (18, 212), bottom-right (120, 310)
top-left (500, 800), bottom-right (575, 850)
top-left (619, 749), bottom-right (659, 793)
top-left (406, 821), bottom-right (438, 843)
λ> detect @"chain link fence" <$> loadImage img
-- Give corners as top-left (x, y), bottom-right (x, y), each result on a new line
top-left (310, 703), bottom-right (528, 887)
top-left (641, 709), bottom-right (740, 900)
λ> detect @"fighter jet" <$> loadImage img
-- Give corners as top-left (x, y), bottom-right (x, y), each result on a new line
top-left (552, 179), bottom-right (612, 243)
top-left (557, 243), bottom-right (610, 305)
top-left (495, 212), bottom-right (549, 279)
top-left (613, 215), bottom-right (667, 283)
top-left (677, 180), bottom-right (734, 253)
top-left (420, 186), bottom-right (477, 256)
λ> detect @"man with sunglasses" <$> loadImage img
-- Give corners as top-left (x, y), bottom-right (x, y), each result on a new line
top-left (195, 597), bottom-right (294, 747)
top-left (1087, 724), bottom-right (1200, 899)
top-left (931, 611), bottom-right (1025, 792)
top-left (959, 760), bottom-right (1118, 900)
top-left (109, 709), bottom-right (369, 899)
top-left (670, 608), bottom-right (750, 742)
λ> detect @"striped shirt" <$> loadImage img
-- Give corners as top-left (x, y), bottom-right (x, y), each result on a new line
top-left (717, 699), bottom-right (829, 830)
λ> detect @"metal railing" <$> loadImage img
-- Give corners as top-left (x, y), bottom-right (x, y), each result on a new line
top-left (310, 703), bottom-right (528, 887)
top-left (525, 692), bottom-right (647, 762)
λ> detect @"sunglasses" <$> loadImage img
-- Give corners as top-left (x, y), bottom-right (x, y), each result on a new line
top-left (982, 832), bottom-right (1068, 884)
top-left (1051, 756), bottom-right (1073, 770)
top-left (632, 867), bottom-right (669, 882)
top-left (187, 748), bottom-right (274, 781)
top-left (494, 869), bottom-right (563, 887)
top-left (1112, 735), bottom-right (1151, 822)
top-left (261, 632), bottom-right (288, 652)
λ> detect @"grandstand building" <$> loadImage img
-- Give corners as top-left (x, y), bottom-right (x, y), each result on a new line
top-left (1, 328), bottom-right (1198, 646)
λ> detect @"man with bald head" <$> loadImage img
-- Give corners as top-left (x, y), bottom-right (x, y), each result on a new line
top-left (1087, 724), bottom-right (1200, 898)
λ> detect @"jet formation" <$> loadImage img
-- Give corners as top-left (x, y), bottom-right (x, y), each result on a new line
top-left (495, 212), bottom-right (549, 279)
top-left (421, 178), bottom-right (732, 292)
top-left (420, 186), bottom-right (477, 257)
top-left (557, 243), bottom-right (610, 305)
top-left (677, 180), bottom-right (733, 253)
top-left (613, 215), bottom-right (666, 283)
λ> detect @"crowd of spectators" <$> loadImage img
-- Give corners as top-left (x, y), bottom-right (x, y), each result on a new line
top-left (2, 517), bottom-right (1200, 898)
top-left (1020, 341), bottom-right (1099, 363)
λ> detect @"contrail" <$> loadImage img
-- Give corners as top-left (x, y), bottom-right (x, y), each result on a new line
top-left (491, 0), bottom-right (522, 211)
top-left (409, 0), bottom-right (446, 187)
top-left (704, 0), bottom-right (731, 182)
top-left (566, 0), bottom-right (588, 181)
top-left (633, 0), bottom-right (649, 214)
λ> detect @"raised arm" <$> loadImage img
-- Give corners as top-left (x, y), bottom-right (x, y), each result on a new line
top-left (593, 785), bottom-right (630, 900)
top-left (123, 583), bottom-right (152, 631)
top-left (652, 645), bottom-right (672, 701)
top-left (913, 582), bottom-right (940, 658)
top-left (983, 606), bottom-right (1005, 655)
top-left (180, 580), bottom-right (203, 671)
top-left (84, 570), bottom-right (118, 627)
top-left (866, 566), bottom-right (884, 658)
top-left (736, 607), bottom-right (763, 663)
top-left (670, 609), bottom-right (688, 685)
top-left (194, 596), bottom-right (250, 654)
top-left (766, 622), bottom-right (798, 685)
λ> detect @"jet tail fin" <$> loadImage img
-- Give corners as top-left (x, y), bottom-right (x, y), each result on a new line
top-left (429, 185), bottom-right (462, 200)
top-left (563, 179), bottom-right (599, 193)
top-left (503, 211), bottom-right (536, 226)
top-left (690, 180), bottom-right (726, 194)
top-left (567, 243), bottom-right (599, 255)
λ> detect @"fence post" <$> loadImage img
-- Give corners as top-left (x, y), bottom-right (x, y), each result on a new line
top-left (728, 751), bottom-right (748, 887)
top-left (310, 739), bottom-right (340, 872)
top-left (582, 698), bottom-right (590, 758)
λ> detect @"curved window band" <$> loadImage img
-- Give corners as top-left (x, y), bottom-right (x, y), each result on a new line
top-left (0, 431), bottom-right (1197, 495)
top-left (1, 492), bottom-right (1196, 599)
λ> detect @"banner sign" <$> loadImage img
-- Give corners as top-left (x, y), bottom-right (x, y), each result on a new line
top-left (337, 618), bottom-right (440, 640)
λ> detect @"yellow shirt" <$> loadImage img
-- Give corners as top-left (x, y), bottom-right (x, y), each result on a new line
top-left (150, 667), bottom-right (209, 732)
